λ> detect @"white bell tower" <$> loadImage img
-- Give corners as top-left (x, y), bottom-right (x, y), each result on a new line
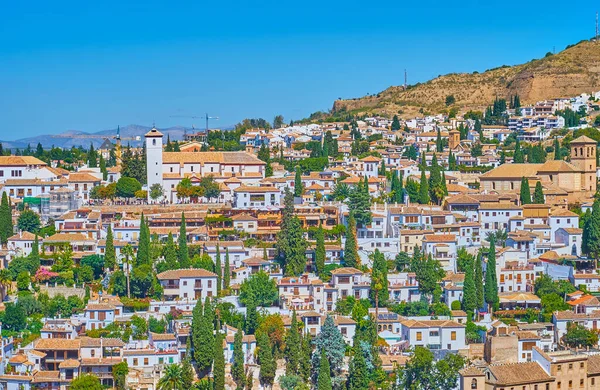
top-left (145, 127), bottom-right (164, 201)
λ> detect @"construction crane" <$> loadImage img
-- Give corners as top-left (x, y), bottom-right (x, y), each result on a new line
top-left (169, 113), bottom-right (219, 138)
top-left (51, 126), bottom-right (140, 166)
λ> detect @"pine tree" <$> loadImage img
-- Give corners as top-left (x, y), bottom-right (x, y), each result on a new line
top-left (105, 225), bottom-right (116, 271)
top-left (215, 244), bottom-right (222, 295)
top-left (232, 330), bottom-right (246, 389)
top-left (462, 253), bottom-right (477, 314)
top-left (347, 347), bottom-right (369, 390)
top-left (315, 225), bottom-right (326, 276)
top-left (347, 177), bottom-right (372, 226)
top-left (343, 214), bottom-right (359, 268)
top-left (484, 237), bottom-right (499, 312)
top-left (554, 138), bottom-right (562, 160)
top-left (474, 250), bottom-right (484, 310)
top-left (164, 233), bottom-right (179, 270)
top-left (257, 332), bottom-right (275, 388)
top-left (294, 167), bottom-right (304, 197)
top-left (520, 177), bottom-right (532, 205)
top-left (213, 332), bottom-right (225, 390)
top-left (317, 350), bottom-right (332, 390)
top-left (178, 213), bottom-right (190, 268)
top-left (223, 248), bottom-right (230, 290)
top-left (418, 167), bottom-right (430, 204)
top-left (533, 181), bottom-right (545, 204)
top-left (0, 193), bottom-right (13, 246)
top-left (285, 311), bottom-right (301, 375)
top-left (391, 115), bottom-right (401, 131)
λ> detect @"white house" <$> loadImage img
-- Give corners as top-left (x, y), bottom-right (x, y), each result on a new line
top-left (156, 268), bottom-right (218, 301)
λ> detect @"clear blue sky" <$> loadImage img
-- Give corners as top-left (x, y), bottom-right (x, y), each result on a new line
top-left (0, 0), bottom-right (597, 139)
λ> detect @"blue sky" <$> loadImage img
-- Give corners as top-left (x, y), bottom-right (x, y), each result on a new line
top-left (0, 1), bottom-right (597, 139)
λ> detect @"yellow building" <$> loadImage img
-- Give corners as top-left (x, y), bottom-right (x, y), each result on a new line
top-left (479, 136), bottom-right (597, 202)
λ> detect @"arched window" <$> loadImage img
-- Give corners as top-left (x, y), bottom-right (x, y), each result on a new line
top-left (471, 378), bottom-right (478, 389)
top-left (152, 139), bottom-right (156, 146)
top-left (575, 148), bottom-right (578, 157)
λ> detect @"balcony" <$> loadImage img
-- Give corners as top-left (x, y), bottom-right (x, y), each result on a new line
top-left (163, 288), bottom-right (179, 296)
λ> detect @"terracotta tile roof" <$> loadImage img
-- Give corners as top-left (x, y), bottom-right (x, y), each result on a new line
top-left (572, 135), bottom-right (597, 144)
top-left (162, 151), bottom-right (265, 165)
top-left (44, 233), bottom-right (93, 243)
top-left (459, 366), bottom-right (485, 376)
top-left (68, 172), bottom-right (101, 183)
top-left (85, 303), bottom-right (116, 311)
top-left (0, 156), bottom-right (47, 166)
top-left (423, 234), bottom-right (456, 242)
top-left (400, 319), bottom-right (465, 328)
top-left (537, 160), bottom-right (579, 173)
top-left (59, 359), bottom-right (80, 368)
top-left (330, 267), bottom-right (363, 275)
top-left (157, 268), bottom-right (217, 280)
top-left (8, 231), bottom-right (37, 241)
top-left (9, 354), bottom-right (28, 364)
top-left (488, 362), bottom-right (553, 385)
top-left (480, 163), bottom-right (541, 179)
top-left (35, 338), bottom-right (80, 350)
top-left (233, 185), bottom-right (279, 193)
top-left (79, 337), bottom-right (125, 347)
top-left (588, 355), bottom-right (600, 375)
top-left (151, 332), bottom-right (176, 341)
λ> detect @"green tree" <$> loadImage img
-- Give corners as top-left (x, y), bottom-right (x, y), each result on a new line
top-left (564, 323), bottom-right (599, 347)
top-left (285, 311), bottom-right (301, 375)
top-left (3, 302), bottom-right (26, 331)
top-left (418, 167), bottom-right (430, 204)
top-left (116, 177), bottom-right (142, 198)
top-left (583, 201), bottom-right (600, 259)
top-left (196, 297), bottom-right (215, 376)
top-left (215, 244), bottom-right (222, 295)
top-left (17, 271), bottom-right (30, 291)
top-left (136, 214), bottom-right (149, 266)
top-left (17, 209), bottom-right (40, 233)
top-left (343, 214), bottom-right (359, 268)
top-left (232, 330), bottom-right (246, 389)
top-left (149, 183), bottom-right (164, 201)
top-left (315, 225), bottom-right (326, 277)
top-left (474, 251), bottom-right (484, 310)
top-left (239, 271), bottom-right (278, 307)
top-left (104, 225), bottom-right (116, 271)
top-left (181, 358), bottom-right (194, 389)
top-left (276, 189), bottom-right (308, 276)
top-left (163, 232), bottom-right (179, 270)
top-left (462, 254), bottom-right (477, 314)
top-left (445, 94), bottom-right (456, 106)
top-left (257, 332), bottom-right (276, 388)
top-left (112, 361), bottom-right (128, 390)
top-left (520, 177), bottom-right (531, 205)
top-left (294, 167), bottom-right (304, 197)
top-left (29, 235), bottom-right (40, 273)
top-left (99, 154), bottom-right (107, 180)
top-left (514, 139), bottom-right (524, 163)
top-left (245, 293), bottom-right (258, 335)
top-left (346, 347), bottom-right (369, 390)
top-left (158, 364), bottom-right (185, 390)
top-left (316, 351), bottom-right (332, 390)
top-left (299, 333), bottom-right (312, 381)
top-left (484, 237), bottom-right (499, 312)
top-left (223, 248), bottom-right (230, 290)
top-left (178, 213), bottom-right (190, 268)
top-left (213, 332), bottom-right (225, 390)
top-left (533, 181), bottom-right (545, 204)
top-left (347, 177), bottom-right (372, 226)
top-left (311, 316), bottom-right (345, 384)
top-left (71, 374), bottom-right (103, 390)
top-left (554, 138), bottom-right (562, 160)
top-left (369, 249), bottom-right (389, 307)
top-left (396, 346), bottom-right (465, 389)
top-left (391, 115), bottom-right (401, 131)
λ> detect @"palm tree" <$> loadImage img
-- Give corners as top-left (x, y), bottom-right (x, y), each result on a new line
top-left (157, 364), bottom-right (185, 390)
top-left (121, 244), bottom-right (134, 298)
top-left (0, 269), bottom-right (12, 299)
top-left (486, 229), bottom-right (508, 248)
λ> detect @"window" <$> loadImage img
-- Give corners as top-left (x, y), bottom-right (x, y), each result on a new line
top-left (558, 365), bottom-right (562, 372)
top-left (581, 362), bottom-right (584, 369)
top-left (451, 331), bottom-right (456, 340)
top-left (569, 364), bottom-right (573, 370)
top-left (580, 379), bottom-right (584, 387)
top-left (144, 358), bottom-right (149, 365)
top-left (133, 358), bottom-right (138, 366)
top-left (471, 379), bottom-right (477, 389)
top-left (416, 332), bottom-right (422, 341)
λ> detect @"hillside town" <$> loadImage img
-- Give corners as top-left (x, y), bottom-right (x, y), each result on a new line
top-left (2, 91), bottom-right (600, 390)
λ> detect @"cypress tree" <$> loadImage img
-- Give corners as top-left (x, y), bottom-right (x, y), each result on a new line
top-left (500, 151), bottom-right (506, 164)
top-left (347, 347), bottom-right (369, 390)
top-left (29, 235), bottom-right (40, 273)
top-left (441, 171), bottom-right (448, 197)
top-left (0, 193), bottom-right (13, 246)
top-left (299, 333), bottom-right (312, 381)
top-left (391, 171), bottom-right (400, 202)
top-left (474, 250), bottom-right (484, 310)
top-left (178, 212), bottom-right (190, 268)
top-left (317, 350), bottom-right (332, 390)
top-left (484, 237), bottom-right (499, 312)
top-left (418, 167), bottom-right (430, 204)
top-left (232, 330), bottom-right (246, 389)
top-left (191, 299), bottom-right (203, 364)
top-left (223, 248), bottom-right (230, 290)
top-left (285, 310), bottom-right (301, 375)
top-left (294, 167), bottom-right (304, 197)
top-left (436, 128), bottom-right (443, 153)
top-left (533, 181), bottom-right (545, 204)
top-left (554, 138), bottom-right (562, 160)
top-left (370, 249), bottom-right (389, 305)
top-left (99, 155), bottom-right (107, 180)
top-left (136, 214), bottom-right (149, 266)
top-left (196, 298), bottom-right (214, 375)
top-left (378, 159), bottom-right (386, 176)
top-left (514, 139), bottom-right (524, 163)
top-left (520, 177), bottom-right (532, 205)
top-left (315, 225), bottom-right (325, 277)
top-left (105, 225), bottom-right (116, 271)
top-left (215, 244), bottom-right (222, 295)
top-left (257, 332), bottom-right (275, 388)
top-left (245, 293), bottom-right (258, 335)
top-left (583, 201), bottom-right (600, 259)
top-left (164, 232), bottom-right (179, 270)
top-left (343, 214), bottom-right (359, 268)
top-left (462, 254), bottom-right (477, 314)
top-left (213, 332), bottom-right (225, 390)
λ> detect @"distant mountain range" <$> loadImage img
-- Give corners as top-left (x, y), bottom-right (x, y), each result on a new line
top-left (0, 124), bottom-right (231, 150)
